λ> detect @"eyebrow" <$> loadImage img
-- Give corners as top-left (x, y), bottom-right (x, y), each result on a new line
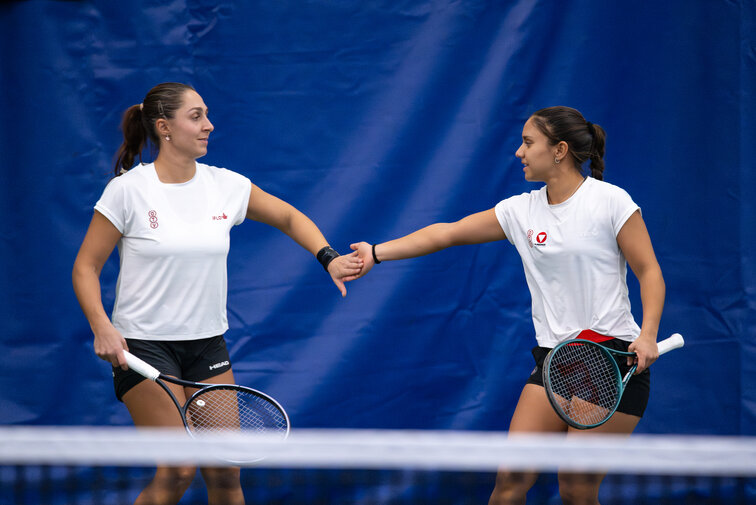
top-left (187, 107), bottom-right (208, 114)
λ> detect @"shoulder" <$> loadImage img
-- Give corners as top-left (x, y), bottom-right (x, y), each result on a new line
top-left (196, 162), bottom-right (251, 185)
top-left (103, 163), bottom-right (152, 193)
top-left (496, 187), bottom-right (545, 211)
top-left (585, 177), bottom-right (634, 201)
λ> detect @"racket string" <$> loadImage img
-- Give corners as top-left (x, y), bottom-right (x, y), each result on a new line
top-left (185, 388), bottom-right (288, 437)
top-left (549, 343), bottom-right (621, 426)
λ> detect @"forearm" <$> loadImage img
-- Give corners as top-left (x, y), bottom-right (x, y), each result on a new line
top-left (277, 205), bottom-right (331, 255)
top-left (373, 223), bottom-right (454, 262)
top-left (636, 266), bottom-right (665, 340)
top-left (72, 264), bottom-right (113, 333)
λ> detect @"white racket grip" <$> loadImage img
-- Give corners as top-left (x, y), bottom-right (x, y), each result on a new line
top-left (657, 333), bottom-right (684, 355)
top-left (123, 351), bottom-right (160, 381)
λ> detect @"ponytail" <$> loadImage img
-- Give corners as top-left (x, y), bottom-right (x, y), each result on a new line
top-left (113, 104), bottom-right (147, 177)
top-left (587, 122), bottom-right (606, 181)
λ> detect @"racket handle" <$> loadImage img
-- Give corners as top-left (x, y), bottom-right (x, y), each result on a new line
top-left (123, 351), bottom-right (160, 381)
top-left (657, 333), bottom-right (684, 355)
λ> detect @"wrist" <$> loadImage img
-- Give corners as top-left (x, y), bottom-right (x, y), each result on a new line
top-left (316, 246), bottom-right (340, 271)
top-left (372, 243), bottom-right (381, 264)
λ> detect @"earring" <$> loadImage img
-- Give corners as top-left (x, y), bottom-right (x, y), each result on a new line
top-left (554, 157), bottom-right (561, 164)
top-left (165, 135), bottom-right (171, 141)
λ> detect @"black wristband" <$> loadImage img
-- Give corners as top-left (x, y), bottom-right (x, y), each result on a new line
top-left (316, 246), bottom-right (340, 271)
top-left (372, 243), bottom-right (381, 264)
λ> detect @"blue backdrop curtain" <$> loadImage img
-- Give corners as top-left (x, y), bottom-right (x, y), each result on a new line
top-left (0, 0), bottom-right (754, 436)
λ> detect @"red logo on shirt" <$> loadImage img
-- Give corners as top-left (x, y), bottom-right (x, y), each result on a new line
top-left (148, 210), bottom-right (158, 229)
top-left (536, 232), bottom-right (547, 244)
top-left (212, 213), bottom-right (228, 221)
top-left (527, 229), bottom-right (534, 248)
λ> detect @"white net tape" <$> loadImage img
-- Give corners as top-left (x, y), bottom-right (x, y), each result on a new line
top-left (1, 427), bottom-right (755, 476)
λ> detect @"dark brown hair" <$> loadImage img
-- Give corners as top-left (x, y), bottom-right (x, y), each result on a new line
top-left (113, 82), bottom-right (195, 176)
top-left (530, 106), bottom-right (606, 180)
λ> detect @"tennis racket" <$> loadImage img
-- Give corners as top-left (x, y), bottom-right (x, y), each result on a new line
top-left (123, 351), bottom-right (290, 442)
top-left (543, 333), bottom-right (684, 429)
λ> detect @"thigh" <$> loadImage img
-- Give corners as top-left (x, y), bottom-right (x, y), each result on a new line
top-left (568, 410), bottom-right (640, 436)
top-left (123, 379), bottom-right (187, 428)
top-left (509, 384), bottom-right (568, 433)
top-left (182, 369), bottom-right (237, 399)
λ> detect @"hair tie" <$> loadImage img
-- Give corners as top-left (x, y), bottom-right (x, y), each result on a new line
top-left (586, 121), bottom-right (594, 134)
top-left (139, 103), bottom-right (144, 111)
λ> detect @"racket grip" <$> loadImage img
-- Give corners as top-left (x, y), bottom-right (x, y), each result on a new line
top-left (657, 333), bottom-right (684, 355)
top-left (123, 351), bottom-right (160, 381)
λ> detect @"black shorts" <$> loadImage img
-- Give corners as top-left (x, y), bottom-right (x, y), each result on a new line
top-left (112, 335), bottom-right (232, 402)
top-left (526, 338), bottom-right (651, 418)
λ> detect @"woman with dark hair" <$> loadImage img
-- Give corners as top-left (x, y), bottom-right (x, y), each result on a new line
top-left (72, 82), bottom-right (363, 505)
top-left (351, 106), bottom-right (665, 504)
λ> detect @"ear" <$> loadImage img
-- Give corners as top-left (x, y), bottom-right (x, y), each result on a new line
top-left (155, 118), bottom-right (170, 137)
top-left (554, 140), bottom-right (569, 162)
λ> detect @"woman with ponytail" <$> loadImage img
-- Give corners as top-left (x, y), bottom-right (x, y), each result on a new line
top-left (72, 82), bottom-right (363, 505)
top-left (350, 106), bottom-right (665, 504)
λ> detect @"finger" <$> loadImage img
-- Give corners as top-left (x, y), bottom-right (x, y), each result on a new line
top-left (334, 278), bottom-right (346, 297)
top-left (116, 349), bottom-right (129, 370)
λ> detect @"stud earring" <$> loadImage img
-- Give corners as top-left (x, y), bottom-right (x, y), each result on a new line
top-left (165, 135), bottom-right (171, 141)
top-left (554, 157), bottom-right (561, 164)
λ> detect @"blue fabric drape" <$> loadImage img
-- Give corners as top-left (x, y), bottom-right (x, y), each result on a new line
top-left (0, 0), bottom-right (753, 436)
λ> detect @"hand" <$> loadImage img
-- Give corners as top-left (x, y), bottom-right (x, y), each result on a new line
top-left (627, 333), bottom-right (659, 374)
top-left (327, 251), bottom-right (364, 297)
top-left (92, 322), bottom-right (129, 370)
top-left (349, 242), bottom-right (376, 279)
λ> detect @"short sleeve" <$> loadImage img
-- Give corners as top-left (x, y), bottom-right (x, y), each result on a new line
top-left (212, 167), bottom-right (251, 226)
top-left (607, 185), bottom-right (640, 236)
top-left (494, 192), bottom-right (531, 245)
top-left (94, 178), bottom-right (126, 233)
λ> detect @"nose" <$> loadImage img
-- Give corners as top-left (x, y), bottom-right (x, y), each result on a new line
top-left (515, 144), bottom-right (524, 159)
top-left (204, 118), bottom-right (214, 132)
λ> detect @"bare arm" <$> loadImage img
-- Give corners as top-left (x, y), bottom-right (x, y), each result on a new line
top-left (72, 211), bottom-right (129, 369)
top-left (617, 210), bottom-right (666, 373)
top-left (350, 208), bottom-right (506, 277)
top-left (246, 183), bottom-right (362, 296)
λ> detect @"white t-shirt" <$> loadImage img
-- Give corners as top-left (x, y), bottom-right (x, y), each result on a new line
top-left (95, 162), bottom-right (252, 340)
top-left (494, 177), bottom-right (641, 348)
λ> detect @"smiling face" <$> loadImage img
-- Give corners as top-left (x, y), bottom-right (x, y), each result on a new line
top-left (159, 89), bottom-right (214, 159)
top-left (515, 117), bottom-right (561, 182)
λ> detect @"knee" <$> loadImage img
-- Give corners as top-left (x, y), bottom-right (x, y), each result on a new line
top-left (558, 474), bottom-right (601, 505)
top-left (154, 466), bottom-right (197, 492)
top-left (488, 471), bottom-right (537, 505)
top-left (202, 466), bottom-right (241, 491)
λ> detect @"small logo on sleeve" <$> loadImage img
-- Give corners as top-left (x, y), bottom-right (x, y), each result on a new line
top-left (212, 213), bottom-right (228, 221)
top-left (148, 210), bottom-right (159, 229)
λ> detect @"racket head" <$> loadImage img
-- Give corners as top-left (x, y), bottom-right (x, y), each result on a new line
top-left (542, 339), bottom-right (624, 429)
top-left (183, 384), bottom-right (290, 439)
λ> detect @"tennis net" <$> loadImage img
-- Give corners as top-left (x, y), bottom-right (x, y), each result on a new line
top-left (1, 427), bottom-right (754, 504)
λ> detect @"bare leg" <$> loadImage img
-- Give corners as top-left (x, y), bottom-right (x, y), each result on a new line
top-left (123, 380), bottom-right (197, 505)
top-left (489, 384), bottom-right (568, 505)
top-left (190, 369), bottom-right (245, 505)
top-left (557, 412), bottom-right (640, 505)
